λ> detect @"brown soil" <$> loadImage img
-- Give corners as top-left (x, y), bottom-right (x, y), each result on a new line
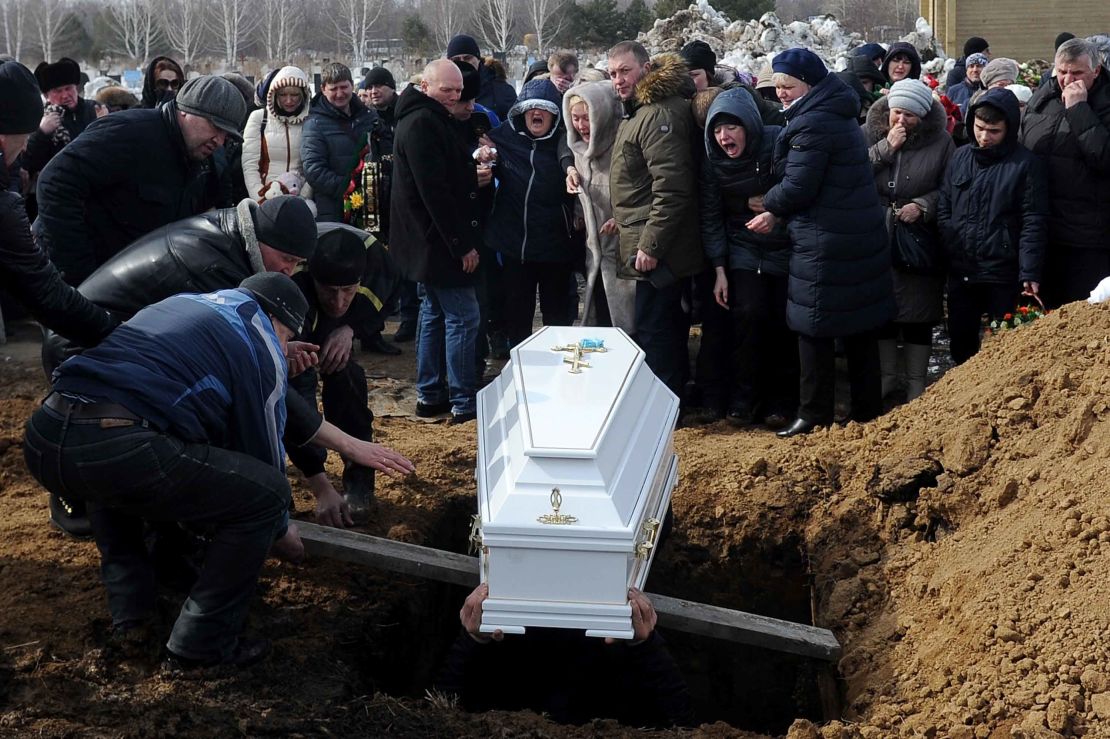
top-left (2, 303), bottom-right (1110, 738)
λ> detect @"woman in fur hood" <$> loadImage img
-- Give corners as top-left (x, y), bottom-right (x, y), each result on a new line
top-left (864, 78), bottom-right (955, 404)
top-left (241, 66), bottom-right (315, 213)
top-left (563, 80), bottom-right (635, 333)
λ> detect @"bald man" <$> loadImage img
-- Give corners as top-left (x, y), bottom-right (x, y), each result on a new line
top-left (389, 60), bottom-right (484, 423)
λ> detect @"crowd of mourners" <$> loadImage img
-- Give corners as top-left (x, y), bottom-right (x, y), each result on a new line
top-left (0, 24), bottom-right (1108, 726)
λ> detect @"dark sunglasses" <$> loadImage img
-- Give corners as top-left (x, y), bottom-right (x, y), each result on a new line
top-left (155, 78), bottom-right (183, 90)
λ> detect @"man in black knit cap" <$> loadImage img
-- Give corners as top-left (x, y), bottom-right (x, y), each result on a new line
top-left (946, 36), bottom-right (991, 89)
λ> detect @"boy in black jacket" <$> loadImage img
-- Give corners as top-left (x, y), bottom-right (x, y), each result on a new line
top-left (937, 88), bottom-right (1047, 364)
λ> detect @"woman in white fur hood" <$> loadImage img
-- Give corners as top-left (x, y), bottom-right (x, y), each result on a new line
top-left (563, 79), bottom-right (635, 333)
top-left (241, 65), bottom-right (315, 214)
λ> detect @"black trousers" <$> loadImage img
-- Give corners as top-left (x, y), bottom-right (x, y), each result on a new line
top-left (730, 269), bottom-right (797, 416)
top-left (797, 332), bottom-right (881, 425)
top-left (24, 400), bottom-right (288, 662)
top-left (692, 268), bottom-right (732, 411)
top-left (946, 278), bottom-right (1016, 364)
top-left (501, 258), bottom-right (574, 348)
top-left (1042, 245), bottom-right (1110, 309)
top-left (286, 361), bottom-right (375, 488)
top-left (635, 278), bottom-right (689, 399)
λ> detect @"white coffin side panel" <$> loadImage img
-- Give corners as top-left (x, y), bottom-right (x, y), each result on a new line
top-left (475, 326), bottom-right (680, 638)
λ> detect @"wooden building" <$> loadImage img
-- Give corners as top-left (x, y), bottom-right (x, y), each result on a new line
top-left (920, 0), bottom-right (1110, 62)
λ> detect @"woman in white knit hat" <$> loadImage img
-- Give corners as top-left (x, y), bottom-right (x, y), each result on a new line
top-left (863, 77), bottom-right (955, 405)
top-left (241, 66), bottom-right (315, 215)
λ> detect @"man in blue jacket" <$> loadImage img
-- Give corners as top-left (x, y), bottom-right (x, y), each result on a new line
top-left (23, 274), bottom-right (414, 668)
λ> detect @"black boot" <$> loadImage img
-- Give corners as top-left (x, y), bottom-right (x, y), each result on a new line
top-left (363, 333), bottom-right (402, 355)
top-left (49, 492), bottom-right (93, 539)
top-left (776, 417), bottom-right (817, 438)
top-left (393, 320), bottom-right (416, 343)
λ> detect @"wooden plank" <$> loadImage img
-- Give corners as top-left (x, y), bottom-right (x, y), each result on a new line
top-left (297, 522), bottom-right (842, 662)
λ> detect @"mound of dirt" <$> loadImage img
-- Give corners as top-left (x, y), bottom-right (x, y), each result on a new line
top-left (668, 300), bottom-right (1110, 737)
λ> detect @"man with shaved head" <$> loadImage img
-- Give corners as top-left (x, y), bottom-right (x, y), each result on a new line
top-left (389, 59), bottom-right (484, 422)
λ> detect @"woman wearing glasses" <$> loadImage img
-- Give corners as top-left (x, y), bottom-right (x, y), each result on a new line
top-left (140, 56), bottom-right (185, 109)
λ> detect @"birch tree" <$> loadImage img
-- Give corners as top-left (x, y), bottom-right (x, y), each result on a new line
top-left (331, 0), bottom-right (384, 63)
top-left (260, 0), bottom-right (300, 63)
top-left (107, 0), bottom-right (159, 62)
top-left (478, 0), bottom-right (515, 53)
top-left (427, 0), bottom-right (469, 52)
top-left (523, 0), bottom-right (562, 54)
top-left (0, 0), bottom-right (27, 60)
top-left (209, 0), bottom-right (260, 64)
top-left (32, 0), bottom-right (70, 61)
top-left (162, 0), bottom-right (207, 65)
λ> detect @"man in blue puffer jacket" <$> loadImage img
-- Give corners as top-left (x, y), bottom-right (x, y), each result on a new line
top-left (759, 48), bottom-right (894, 437)
top-left (939, 88), bottom-right (1047, 365)
top-left (484, 78), bottom-right (575, 348)
top-left (700, 87), bottom-right (797, 428)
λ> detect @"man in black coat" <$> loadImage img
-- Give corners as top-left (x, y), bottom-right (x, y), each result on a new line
top-left (390, 60), bottom-right (483, 423)
top-left (34, 75), bottom-right (245, 286)
top-left (22, 58), bottom-right (99, 174)
top-left (945, 36), bottom-right (991, 90)
top-left (0, 59), bottom-right (116, 348)
top-left (940, 89), bottom-right (1047, 364)
top-left (41, 197), bottom-right (361, 538)
top-left (1019, 37), bottom-right (1110, 307)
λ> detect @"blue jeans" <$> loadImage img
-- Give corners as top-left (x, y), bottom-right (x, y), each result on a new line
top-left (416, 283), bottom-right (479, 415)
top-left (24, 402), bottom-right (289, 662)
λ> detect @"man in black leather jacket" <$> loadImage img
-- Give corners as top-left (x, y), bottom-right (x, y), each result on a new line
top-left (42, 196), bottom-right (362, 537)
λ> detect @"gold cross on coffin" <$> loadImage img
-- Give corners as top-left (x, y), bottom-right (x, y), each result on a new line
top-left (551, 341), bottom-right (607, 374)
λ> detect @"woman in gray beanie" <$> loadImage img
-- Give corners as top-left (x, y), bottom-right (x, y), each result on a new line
top-left (980, 58), bottom-right (1020, 90)
top-left (863, 78), bottom-right (954, 404)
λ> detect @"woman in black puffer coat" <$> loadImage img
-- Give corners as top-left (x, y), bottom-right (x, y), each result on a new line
top-left (760, 49), bottom-right (895, 437)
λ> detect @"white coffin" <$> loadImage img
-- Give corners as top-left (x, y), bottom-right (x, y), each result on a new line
top-left (473, 326), bottom-right (679, 640)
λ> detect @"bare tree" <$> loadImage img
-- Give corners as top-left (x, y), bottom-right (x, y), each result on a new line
top-left (331, 0), bottom-right (384, 62)
top-left (523, 0), bottom-right (562, 54)
top-left (426, 0), bottom-right (469, 53)
top-left (209, 0), bottom-right (260, 64)
top-left (260, 0), bottom-right (300, 63)
top-left (478, 0), bottom-right (515, 53)
top-left (107, 0), bottom-right (159, 62)
top-left (0, 0), bottom-right (27, 60)
top-left (32, 0), bottom-right (71, 61)
top-left (162, 0), bottom-right (208, 65)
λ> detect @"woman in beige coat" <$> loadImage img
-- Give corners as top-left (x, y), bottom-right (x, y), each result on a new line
top-left (241, 65), bottom-right (315, 213)
top-left (864, 79), bottom-right (955, 403)
top-left (563, 80), bottom-right (635, 332)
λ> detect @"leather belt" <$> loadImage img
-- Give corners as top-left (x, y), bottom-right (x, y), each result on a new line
top-left (44, 393), bottom-right (147, 426)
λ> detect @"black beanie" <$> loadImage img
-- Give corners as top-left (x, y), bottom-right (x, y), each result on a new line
top-left (364, 67), bottom-right (396, 89)
top-left (963, 36), bottom-right (989, 57)
top-left (711, 112), bottom-right (744, 128)
top-left (34, 57), bottom-right (80, 93)
top-left (455, 60), bottom-right (481, 102)
top-left (1054, 32), bottom-right (1076, 51)
top-left (681, 40), bottom-right (717, 79)
top-left (0, 60), bottom-right (44, 134)
top-left (310, 224), bottom-right (369, 286)
top-left (239, 272), bottom-right (309, 335)
top-left (446, 34), bottom-right (481, 60)
top-left (252, 196), bottom-right (318, 259)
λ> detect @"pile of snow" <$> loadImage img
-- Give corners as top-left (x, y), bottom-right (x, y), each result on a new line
top-left (640, 1), bottom-right (945, 77)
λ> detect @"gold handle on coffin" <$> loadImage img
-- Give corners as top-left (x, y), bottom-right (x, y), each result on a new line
top-left (361, 158), bottom-right (381, 233)
top-left (635, 517), bottom-right (661, 560)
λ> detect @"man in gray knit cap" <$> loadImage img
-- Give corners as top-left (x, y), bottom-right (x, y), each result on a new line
top-left (35, 74), bottom-right (248, 285)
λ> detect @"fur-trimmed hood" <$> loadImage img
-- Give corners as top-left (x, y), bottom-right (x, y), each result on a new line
top-left (632, 53), bottom-right (694, 108)
top-left (564, 80), bottom-right (622, 161)
top-left (266, 65), bottom-right (310, 123)
top-left (864, 93), bottom-right (948, 149)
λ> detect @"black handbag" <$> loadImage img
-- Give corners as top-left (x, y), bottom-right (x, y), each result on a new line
top-left (891, 216), bottom-right (943, 275)
top-left (887, 153), bottom-right (943, 275)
